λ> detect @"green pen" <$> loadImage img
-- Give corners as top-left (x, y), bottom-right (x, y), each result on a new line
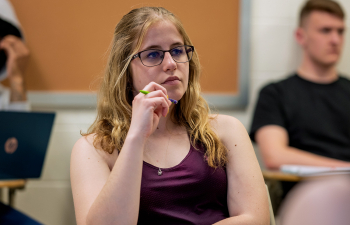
top-left (140, 90), bottom-right (178, 104)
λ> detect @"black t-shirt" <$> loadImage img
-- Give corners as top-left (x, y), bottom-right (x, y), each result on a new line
top-left (250, 74), bottom-right (350, 161)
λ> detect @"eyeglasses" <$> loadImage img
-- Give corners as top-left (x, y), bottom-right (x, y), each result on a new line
top-left (131, 45), bottom-right (194, 67)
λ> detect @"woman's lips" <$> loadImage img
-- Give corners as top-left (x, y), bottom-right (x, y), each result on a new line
top-left (162, 79), bottom-right (180, 85)
top-left (162, 76), bottom-right (180, 85)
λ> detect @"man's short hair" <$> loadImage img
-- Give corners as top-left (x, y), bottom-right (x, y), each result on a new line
top-left (299, 0), bottom-right (345, 27)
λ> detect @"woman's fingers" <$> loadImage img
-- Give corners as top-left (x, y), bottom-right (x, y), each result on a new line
top-left (134, 90), bottom-right (171, 117)
top-left (151, 97), bottom-right (170, 117)
top-left (139, 83), bottom-right (172, 115)
top-left (141, 96), bottom-right (170, 118)
top-left (142, 90), bottom-right (170, 104)
top-left (130, 82), bottom-right (172, 137)
top-left (142, 82), bottom-right (168, 97)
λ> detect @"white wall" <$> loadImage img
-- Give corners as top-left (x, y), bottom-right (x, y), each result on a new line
top-left (10, 0), bottom-right (350, 224)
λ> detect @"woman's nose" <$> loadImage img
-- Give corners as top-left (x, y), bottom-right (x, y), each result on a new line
top-left (162, 52), bottom-right (177, 71)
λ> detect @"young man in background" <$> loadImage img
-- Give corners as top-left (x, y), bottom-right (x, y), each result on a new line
top-left (250, 0), bottom-right (350, 204)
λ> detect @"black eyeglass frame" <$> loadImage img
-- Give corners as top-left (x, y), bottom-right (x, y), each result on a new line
top-left (131, 45), bottom-right (195, 67)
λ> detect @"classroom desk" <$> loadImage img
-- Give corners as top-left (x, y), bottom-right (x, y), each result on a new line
top-left (262, 170), bottom-right (302, 182)
top-left (0, 179), bottom-right (26, 207)
top-left (262, 170), bottom-right (304, 214)
top-left (262, 170), bottom-right (350, 182)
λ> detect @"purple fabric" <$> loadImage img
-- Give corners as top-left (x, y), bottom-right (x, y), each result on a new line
top-left (138, 144), bottom-right (229, 225)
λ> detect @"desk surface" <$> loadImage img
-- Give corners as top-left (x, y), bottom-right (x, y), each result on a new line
top-left (262, 170), bottom-right (350, 182)
top-left (262, 170), bottom-right (302, 182)
top-left (0, 179), bottom-right (26, 188)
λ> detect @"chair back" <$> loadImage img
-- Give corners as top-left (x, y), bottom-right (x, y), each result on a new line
top-left (266, 185), bottom-right (276, 225)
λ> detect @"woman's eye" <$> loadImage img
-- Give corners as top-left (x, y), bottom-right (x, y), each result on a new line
top-left (171, 48), bottom-right (183, 55)
top-left (146, 51), bottom-right (161, 58)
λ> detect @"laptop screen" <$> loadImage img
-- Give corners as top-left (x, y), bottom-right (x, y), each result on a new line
top-left (0, 111), bottom-right (55, 179)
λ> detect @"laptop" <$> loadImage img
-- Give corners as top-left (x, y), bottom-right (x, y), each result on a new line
top-left (0, 111), bottom-right (55, 179)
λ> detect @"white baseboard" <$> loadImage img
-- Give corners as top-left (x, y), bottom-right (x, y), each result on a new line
top-left (28, 91), bottom-right (247, 109)
top-left (28, 92), bottom-right (97, 108)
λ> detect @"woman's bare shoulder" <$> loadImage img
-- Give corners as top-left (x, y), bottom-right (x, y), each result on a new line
top-left (73, 134), bottom-right (95, 149)
top-left (72, 134), bottom-right (118, 170)
top-left (209, 114), bottom-right (244, 138)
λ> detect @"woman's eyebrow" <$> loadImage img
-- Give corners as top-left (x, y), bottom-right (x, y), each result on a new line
top-left (143, 45), bottom-right (162, 50)
top-left (143, 42), bottom-right (184, 50)
top-left (170, 42), bottom-right (184, 48)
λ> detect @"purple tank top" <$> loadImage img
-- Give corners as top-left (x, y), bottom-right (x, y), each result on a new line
top-left (138, 144), bottom-right (229, 225)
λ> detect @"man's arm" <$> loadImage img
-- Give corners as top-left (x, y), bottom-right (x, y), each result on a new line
top-left (255, 125), bottom-right (350, 169)
top-left (0, 35), bottom-right (29, 102)
top-left (280, 176), bottom-right (350, 225)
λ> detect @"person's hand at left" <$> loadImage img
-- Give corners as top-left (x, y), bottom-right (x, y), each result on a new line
top-left (0, 35), bottom-right (30, 101)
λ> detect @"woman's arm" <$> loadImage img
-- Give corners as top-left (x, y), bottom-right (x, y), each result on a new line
top-left (71, 134), bottom-right (145, 225)
top-left (211, 115), bottom-right (270, 225)
top-left (70, 82), bottom-right (171, 225)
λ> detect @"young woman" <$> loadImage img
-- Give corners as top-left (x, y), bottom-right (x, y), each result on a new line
top-left (71, 7), bottom-right (269, 225)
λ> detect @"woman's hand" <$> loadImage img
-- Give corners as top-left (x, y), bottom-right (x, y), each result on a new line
top-left (0, 35), bottom-right (30, 101)
top-left (129, 82), bottom-right (171, 139)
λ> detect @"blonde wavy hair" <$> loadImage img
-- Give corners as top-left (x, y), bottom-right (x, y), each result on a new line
top-left (84, 7), bottom-right (227, 168)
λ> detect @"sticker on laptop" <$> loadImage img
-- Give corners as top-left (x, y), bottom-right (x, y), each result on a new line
top-left (4, 137), bottom-right (18, 154)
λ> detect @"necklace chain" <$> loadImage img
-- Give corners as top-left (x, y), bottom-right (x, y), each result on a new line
top-left (158, 134), bottom-right (171, 176)
top-left (145, 133), bottom-right (171, 176)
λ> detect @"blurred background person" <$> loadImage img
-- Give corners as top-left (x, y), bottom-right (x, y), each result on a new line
top-left (0, 1), bottom-right (40, 225)
top-left (279, 175), bottom-right (350, 225)
top-left (250, 0), bottom-right (350, 206)
top-left (0, 0), bottom-right (30, 111)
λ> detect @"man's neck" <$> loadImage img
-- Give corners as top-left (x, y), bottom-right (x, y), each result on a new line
top-left (297, 56), bottom-right (339, 84)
